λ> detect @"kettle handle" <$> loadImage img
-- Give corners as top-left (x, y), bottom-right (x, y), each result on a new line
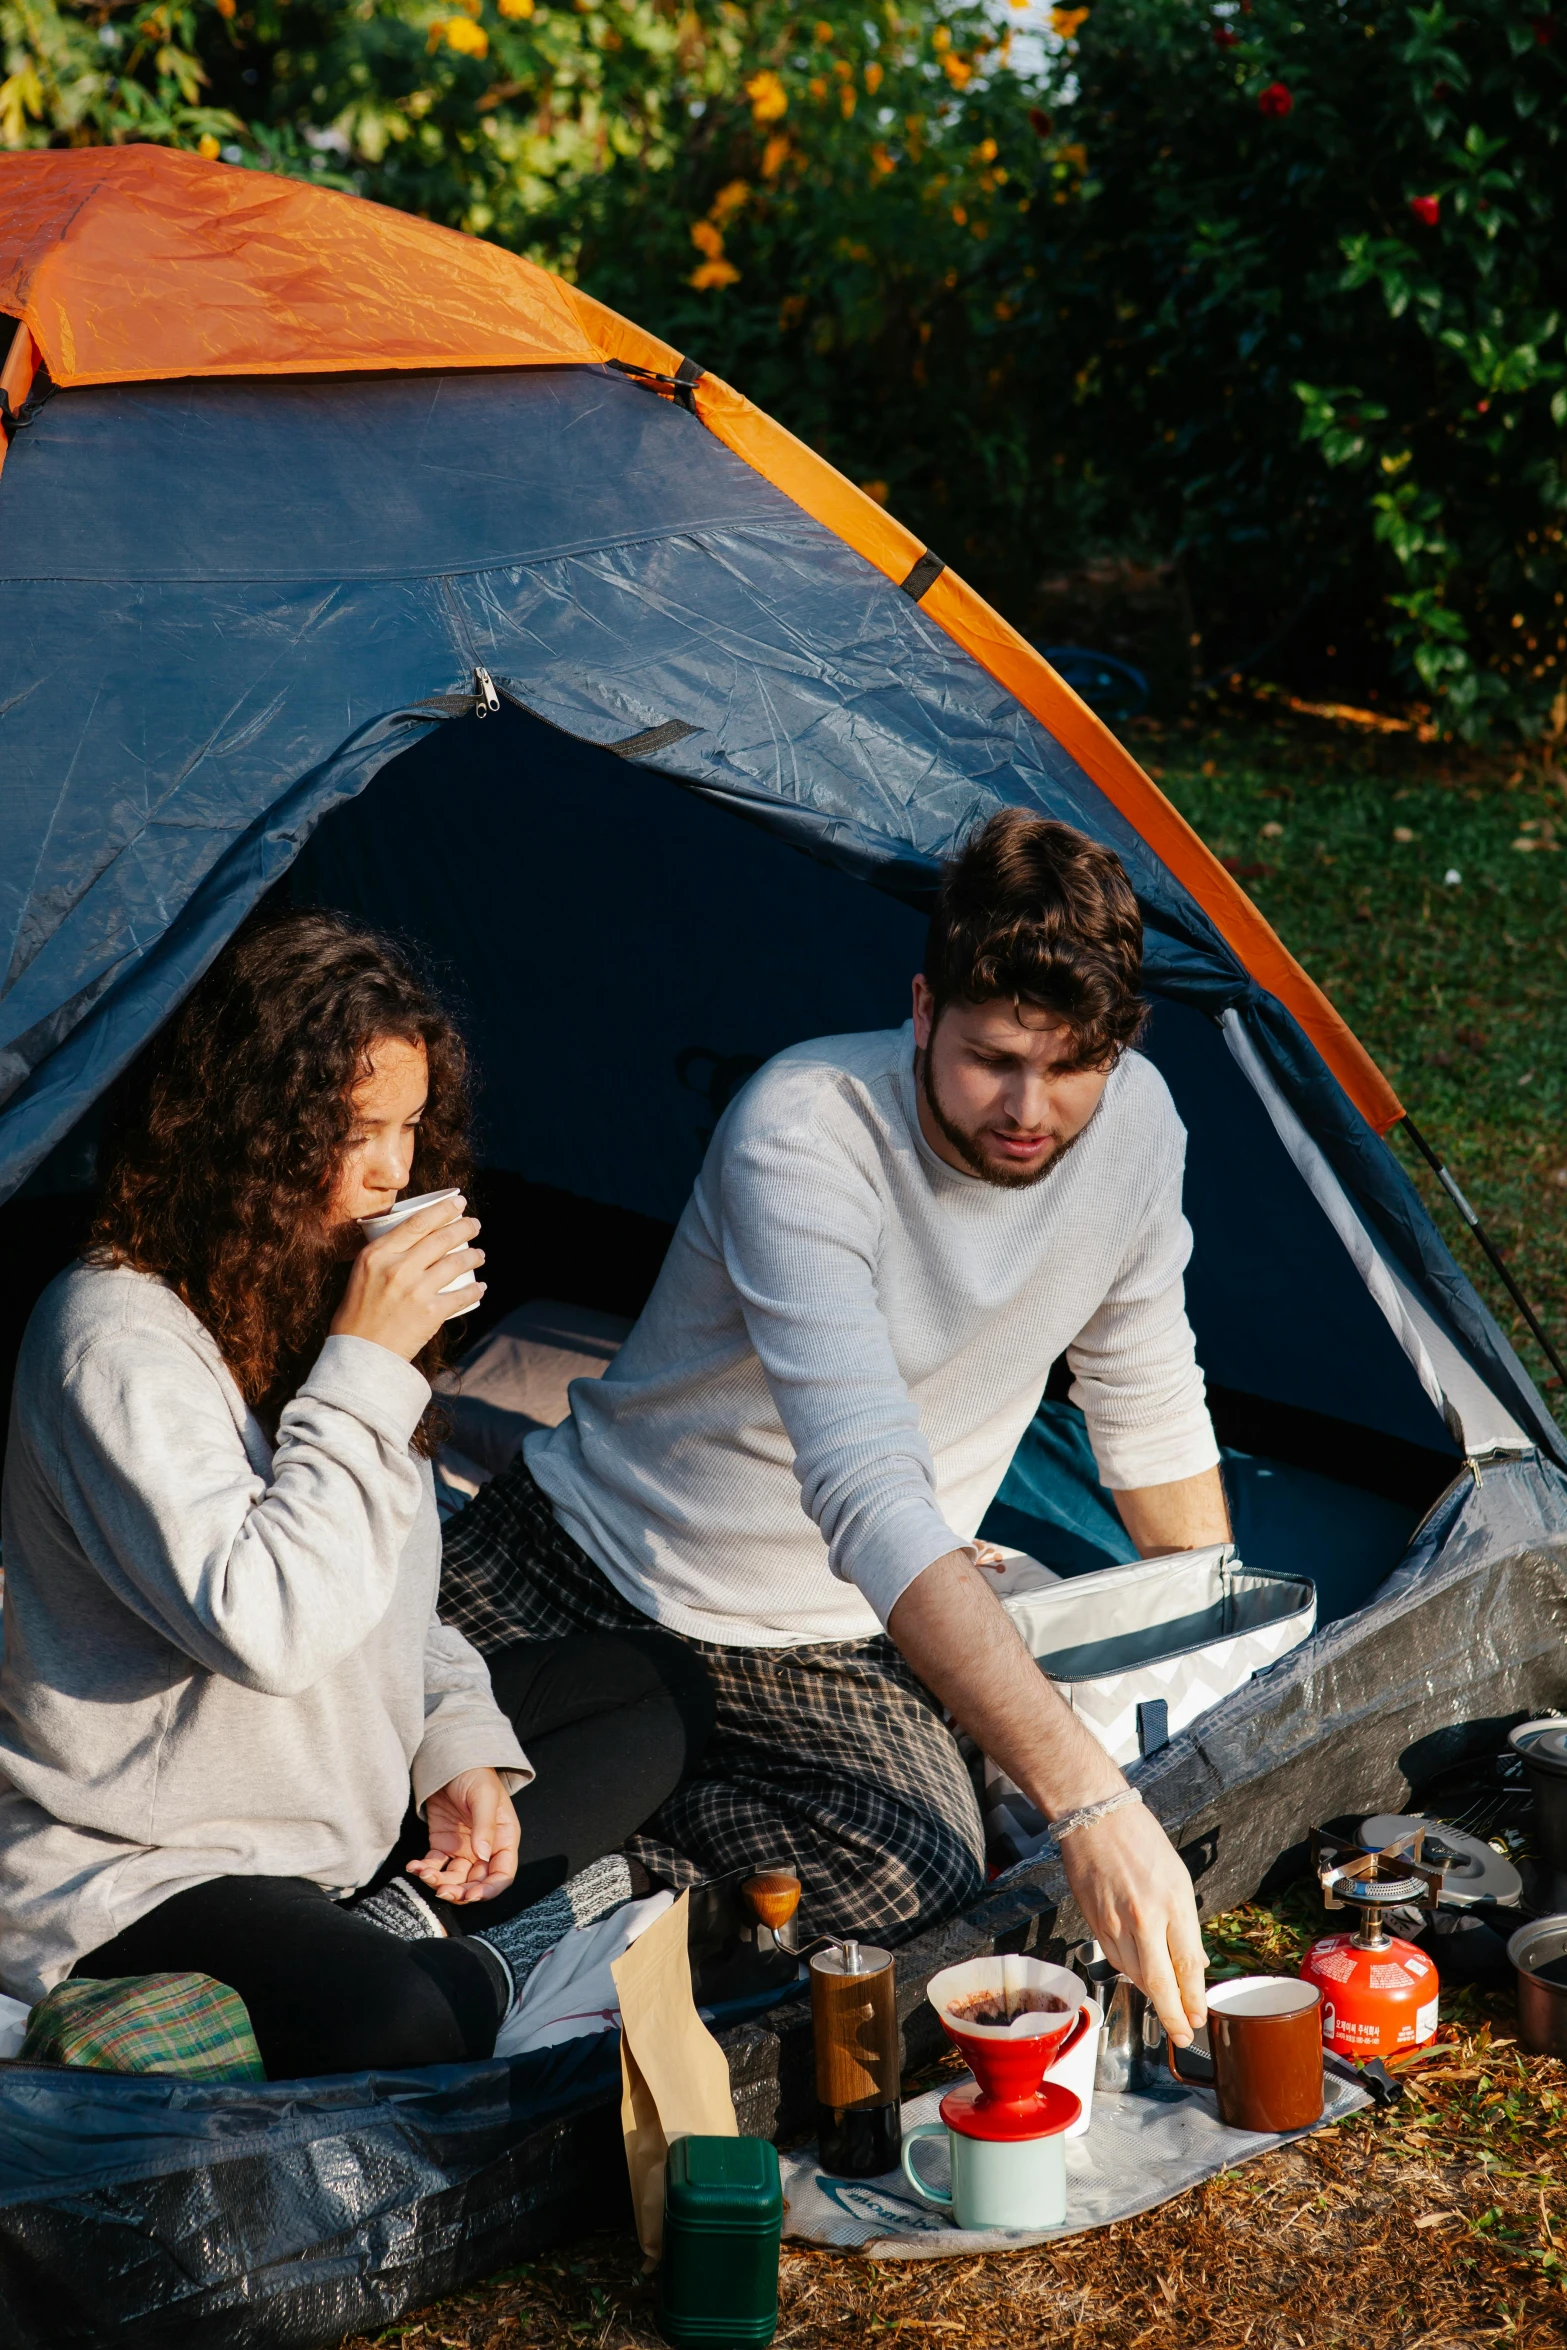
top-left (899, 2121), bottom-right (953, 2208)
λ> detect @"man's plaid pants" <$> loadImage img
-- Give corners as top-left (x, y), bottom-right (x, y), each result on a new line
top-left (438, 1457), bottom-right (986, 1945)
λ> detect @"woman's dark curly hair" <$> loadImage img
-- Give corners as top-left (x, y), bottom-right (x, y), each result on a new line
top-left (91, 908), bottom-right (470, 1451)
top-left (924, 809), bottom-right (1147, 1068)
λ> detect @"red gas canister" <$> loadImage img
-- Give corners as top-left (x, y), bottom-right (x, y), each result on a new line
top-left (1300, 1930), bottom-right (1439, 2062)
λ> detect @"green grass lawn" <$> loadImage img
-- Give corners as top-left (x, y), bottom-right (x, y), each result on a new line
top-left (1141, 708), bottom-right (1567, 1426)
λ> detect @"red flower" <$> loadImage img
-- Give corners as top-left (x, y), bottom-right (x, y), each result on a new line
top-left (1212, 24), bottom-right (1240, 47)
top-left (1533, 18), bottom-right (1554, 45)
top-left (1028, 106), bottom-right (1052, 137)
top-left (1257, 80), bottom-right (1293, 117)
top-left (1410, 194), bottom-right (1440, 227)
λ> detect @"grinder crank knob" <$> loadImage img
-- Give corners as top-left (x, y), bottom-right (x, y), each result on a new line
top-left (741, 1869), bottom-right (802, 1933)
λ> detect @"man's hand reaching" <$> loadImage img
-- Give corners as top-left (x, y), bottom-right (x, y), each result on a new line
top-left (888, 1549), bottom-right (1207, 2046)
top-left (1058, 1799), bottom-right (1207, 2046)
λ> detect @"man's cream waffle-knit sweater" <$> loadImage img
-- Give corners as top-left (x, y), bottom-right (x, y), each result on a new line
top-left (530, 1022), bottom-right (1219, 1648)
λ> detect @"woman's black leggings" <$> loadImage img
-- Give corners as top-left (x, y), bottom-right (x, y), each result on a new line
top-left (72, 1630), bottom-right (713, 2082)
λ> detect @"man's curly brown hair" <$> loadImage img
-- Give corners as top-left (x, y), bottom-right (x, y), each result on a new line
top-left (91, 908), bottom-right (471, 1451)
top-left (924, 808), bottom-right (1147, 1068)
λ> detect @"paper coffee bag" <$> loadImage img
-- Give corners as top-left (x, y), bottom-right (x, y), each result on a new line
top-left (610, 1889), bottom-right (738, 2261)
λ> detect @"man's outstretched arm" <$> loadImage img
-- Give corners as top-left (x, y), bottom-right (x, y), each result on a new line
top-left (887, 1550), bottom-right (1207, 2045)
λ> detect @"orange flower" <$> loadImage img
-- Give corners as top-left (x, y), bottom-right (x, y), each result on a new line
top-left (863, 60), bottom-right (882, 92)
top-left (1052, 6), bottom-right (1089, 36)
top-left (710, 179), bottom-right (752, 225)
top-left (761, 133), bottom-right (791, 178)
top-left (690, 259), bottom-right (740, 290)
top-left (690, 218), bottom-right (725, 259)
top-left (431, 15), bottom-right (488, 55)
top-left (745, 69), bottom-right (788, 123)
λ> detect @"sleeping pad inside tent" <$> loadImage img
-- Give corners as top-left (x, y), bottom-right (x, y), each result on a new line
top-left (1, 146), bottom-right (1566, 2349)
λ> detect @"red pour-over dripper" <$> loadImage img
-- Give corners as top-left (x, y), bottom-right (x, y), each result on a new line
top-left (926, 1957), bottom-right (1089, 2140)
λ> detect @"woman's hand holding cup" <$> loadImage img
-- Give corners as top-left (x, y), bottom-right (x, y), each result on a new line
top-left (332, 1192), bottom-right (486, 1361)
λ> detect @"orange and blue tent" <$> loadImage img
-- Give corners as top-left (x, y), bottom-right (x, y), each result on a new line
top-left (0, 147), bottom-right (1556, 1471)
top-left (0, 144), bottom-right (1565, 2346)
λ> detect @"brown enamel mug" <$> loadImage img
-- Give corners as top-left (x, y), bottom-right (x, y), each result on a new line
top-left (1168, 1975), bottom-right (1323, 2132)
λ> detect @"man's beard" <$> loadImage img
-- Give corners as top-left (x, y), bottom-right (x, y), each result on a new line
top-left (917, 1050), bottom-right (1085, 1191)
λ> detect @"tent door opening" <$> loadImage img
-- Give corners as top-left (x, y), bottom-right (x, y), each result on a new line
top-left (289, 700), bottom-right (1462, 1625)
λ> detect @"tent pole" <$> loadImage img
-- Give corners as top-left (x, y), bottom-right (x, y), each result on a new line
top-left (1400, 1116), bottom-right (1567, 1392)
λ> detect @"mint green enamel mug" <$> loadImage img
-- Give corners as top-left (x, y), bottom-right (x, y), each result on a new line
top-left (900, 2078), bottom-right (1078, 2231)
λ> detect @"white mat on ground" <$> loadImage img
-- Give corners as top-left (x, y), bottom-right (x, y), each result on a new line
top-left (494, 1890), bottom-right (674, 2058)
top-left (779, 2063), bottom-right (1372, 2257)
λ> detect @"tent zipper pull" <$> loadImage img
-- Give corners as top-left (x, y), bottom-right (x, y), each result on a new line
top-left (474, 665), bottom-right (501, 718)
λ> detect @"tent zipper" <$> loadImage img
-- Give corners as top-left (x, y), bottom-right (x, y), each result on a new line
top-left (437, 577), bottom-right (500, 718)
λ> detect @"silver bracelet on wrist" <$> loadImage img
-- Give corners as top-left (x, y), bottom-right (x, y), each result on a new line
top-left (1046, 1786), bottom-right (1143, 1843)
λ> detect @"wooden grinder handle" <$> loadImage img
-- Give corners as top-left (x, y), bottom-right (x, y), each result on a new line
top-left (741, 1870), bottom-right (802, 1932)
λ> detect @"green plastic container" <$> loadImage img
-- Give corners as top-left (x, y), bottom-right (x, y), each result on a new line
top-left (658, 2134), bottom-right (783, 2347)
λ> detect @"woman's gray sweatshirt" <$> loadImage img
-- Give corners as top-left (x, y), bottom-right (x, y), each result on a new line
top-left (0, 1261), bottom-right (528, 2004)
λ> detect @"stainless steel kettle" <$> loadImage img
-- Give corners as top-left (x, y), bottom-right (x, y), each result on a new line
top-left (1072, 1943), bottom-right (1166, 2093)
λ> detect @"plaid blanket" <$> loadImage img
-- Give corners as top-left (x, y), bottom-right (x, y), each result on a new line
top-left (21, 1972), bottom-right (265, 2081)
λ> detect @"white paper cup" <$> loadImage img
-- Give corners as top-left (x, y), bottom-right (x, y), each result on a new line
top-left (357, 1188), bottom-right (480, 1314)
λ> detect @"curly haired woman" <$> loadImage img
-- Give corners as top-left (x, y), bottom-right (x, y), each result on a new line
top-left (0, 911), bottom-right (710, 2078)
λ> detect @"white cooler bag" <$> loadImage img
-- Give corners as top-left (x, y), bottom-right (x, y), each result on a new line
top-left (983, 1544), bottom-right (1315, 1868)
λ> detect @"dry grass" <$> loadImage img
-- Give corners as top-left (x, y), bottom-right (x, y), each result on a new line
top-left (348, 1900), bottom-right (1567, 2350)
top-left (347, 2033), bottom-right (1567, 2349)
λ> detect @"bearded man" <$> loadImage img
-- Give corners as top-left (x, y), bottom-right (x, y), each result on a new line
top-left (440, 809), bottom-right (1226, 2044)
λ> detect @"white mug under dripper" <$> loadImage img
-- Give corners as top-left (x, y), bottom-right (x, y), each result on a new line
top-left (357, 1188), bottom-right (481, 1314)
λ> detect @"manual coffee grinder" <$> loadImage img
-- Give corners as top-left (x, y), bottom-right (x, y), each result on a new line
top-left (810, 1939), bottom-right (902, 2177)
top-left (1299, 1827), bottom-right (1446, 2062)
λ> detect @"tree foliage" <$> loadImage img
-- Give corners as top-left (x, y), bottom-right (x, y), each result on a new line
top-left (3, 0), bottom-right (1564, 738)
